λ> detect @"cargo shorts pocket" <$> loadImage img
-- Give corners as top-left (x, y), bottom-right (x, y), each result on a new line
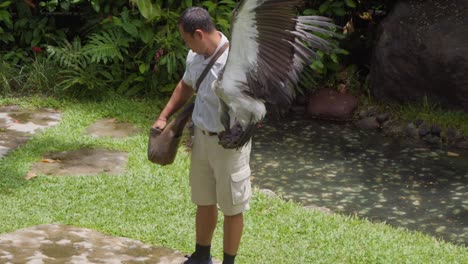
top-left (230, 167), bottom-right (251, 205)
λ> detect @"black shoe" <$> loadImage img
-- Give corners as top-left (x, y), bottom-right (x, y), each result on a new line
top-left (183, 254), bottom-right (213, 264)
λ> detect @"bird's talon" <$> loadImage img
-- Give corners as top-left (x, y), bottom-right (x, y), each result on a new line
top-left (218, 122), bottom-right (258, 149)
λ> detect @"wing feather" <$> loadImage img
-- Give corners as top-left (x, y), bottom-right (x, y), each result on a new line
top-left (217, 0), bottom-right (337, 123)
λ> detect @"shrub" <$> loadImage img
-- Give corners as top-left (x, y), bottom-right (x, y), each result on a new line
top-left (0, 1), bottom-right (394, 99)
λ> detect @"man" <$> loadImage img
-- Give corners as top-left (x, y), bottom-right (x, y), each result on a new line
top-left (152, 7), bottom-right (252, 264)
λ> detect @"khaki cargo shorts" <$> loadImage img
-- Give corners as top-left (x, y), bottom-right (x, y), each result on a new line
top-left (189, 127), bottom-right (252, 216)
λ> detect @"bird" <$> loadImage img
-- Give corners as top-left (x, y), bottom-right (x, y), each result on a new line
top-left (212, 0), bottom-right (338, 149)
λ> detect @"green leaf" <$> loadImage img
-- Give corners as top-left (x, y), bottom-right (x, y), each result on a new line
top-left (0, 11), bottom-right (12, 28)
top-left (330, 53), bottom-right (339, 63)
top-left (302, 8), bottom-right (317, 16)
top-left (109, 16), bottom-right (123, 27)
top-left (139, 63), bottom-right (148, 74)
top-left (311, 60), bottom-right (324, 70)
top-left (31, 38), bottom-right (40, 47)
top-left (60, 2), bottom-right (70, 11)
top-left (201, 1), bottom-right (217, 13)
top-left (330, 1), bottom-right (344, 8)
top-left (319, 2), bottom-right (329, 14)
top-left (33, 27), bottom-right (40, 39)
top-left (117, 73), bottom-right (137, 94)
top-left (0, 10), bottom-right (10, 19)
top-left (167, 54), bottom-right (173, 76)
top-left (345, 0), bottom-right (357, 8)
top-left (132, 20), bottom-right (144, 27)
top-left (136, 0), bottom-right (160, 20)
top-left (326, 62), bottom-right (340, 71)
top-left (316, 50), bottom-right (325, 58)
top-left (47, 0), bottom-right (58, 12)
top-left (140, 28), bottom-right (154, 44)
top-left (135, 76), bottom-right (145, 82)
top-left (24, 31), bottom-right (32, 45)
top-left (83, 30), bottom-right (129, 64)
top-left (161, 83), bottom-right (175, 93)
top-left (0, 1), bottom-right (11, 8)
top-left (125, 83), bottom-right (145, 96)
top-left (100, 70), bottom-right (113, 80)
top-left (123, 23), bottom-right (138, 37)
top-left (90, 0), bottom-right (100, 12)
top-left (334, 8), bottom-right (346, 16)
top-left (159, 56), bottom-right (167, 65)
top-left (184, 0), bottom-right (192, 7)
top-left (219, 0), bottom-right (236, 5)
top-left (121, 8), bottom-right (130, 22)
top-left (216, 18), bottom-right (230, 30)
top-left (14, 18), bottom-right (28, 29)
top-left (336, 48), bottom-right (350, 55)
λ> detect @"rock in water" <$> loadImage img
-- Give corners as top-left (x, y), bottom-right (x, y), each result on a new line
top-left (370, 0), bottom-right (468, 111)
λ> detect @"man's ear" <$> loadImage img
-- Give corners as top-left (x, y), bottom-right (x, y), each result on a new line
top-left (193, 29), bottom-right (204, 40)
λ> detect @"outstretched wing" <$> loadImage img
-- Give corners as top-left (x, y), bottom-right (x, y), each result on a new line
top-left (218, 0), bottom-right (337, 113)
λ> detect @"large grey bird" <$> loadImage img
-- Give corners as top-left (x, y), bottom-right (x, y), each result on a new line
top-left (212, 0), bottom-right (337, 149)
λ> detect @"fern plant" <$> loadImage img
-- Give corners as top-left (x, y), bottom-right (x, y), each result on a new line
top-left (83, 29), bottom-right (131, 64)
top-left (45, 26), bottom-right (137, 95)
top-left (47, 37), bottom-right (89, 68)
top-left (58, 62), bottom-right (111, 93)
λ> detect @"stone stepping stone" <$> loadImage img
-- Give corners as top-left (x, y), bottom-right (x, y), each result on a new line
top-left (86, 118), bottom-right (142, 138)
top-left (29, 148), bottom-right (128, 177)
top-left (0, 224), bottom-right (190, 263)
top-left (0, 105), bottom-right (61, 159)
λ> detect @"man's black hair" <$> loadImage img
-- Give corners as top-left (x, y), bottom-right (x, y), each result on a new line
top-left (178, 7), bottom-right (216, 35)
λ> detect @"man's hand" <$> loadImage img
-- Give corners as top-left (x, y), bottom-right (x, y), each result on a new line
top-left (152, 118), bottom-right (167, 130)
top-left (151, 80), bottom-right (193, 131)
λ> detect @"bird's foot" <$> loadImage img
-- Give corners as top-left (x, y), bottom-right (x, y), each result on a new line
top-left (218, 122), bottom-right (256, 149)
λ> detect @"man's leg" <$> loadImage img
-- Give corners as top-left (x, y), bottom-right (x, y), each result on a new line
top-left (223, 212), bottom-right (243, 256)
top-left (196, 205), bottom-right (218, 246)
top-left (185, 205), bottom-right (217, 263)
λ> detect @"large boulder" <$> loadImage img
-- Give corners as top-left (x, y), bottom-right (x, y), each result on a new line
top-left (370, 0), bottom-right (468, 111)
top-left (306, 89), bottom-right (358, 121)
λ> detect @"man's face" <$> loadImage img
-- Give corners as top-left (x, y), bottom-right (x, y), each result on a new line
top-left (179, 25), bottom-right (204, 54)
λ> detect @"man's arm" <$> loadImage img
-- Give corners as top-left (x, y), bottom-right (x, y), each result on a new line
top-left (152, 80), bottom-right (194, 129)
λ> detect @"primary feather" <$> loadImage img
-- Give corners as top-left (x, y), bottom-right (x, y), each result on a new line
top-left (213, 0), bottom-right (337, 149)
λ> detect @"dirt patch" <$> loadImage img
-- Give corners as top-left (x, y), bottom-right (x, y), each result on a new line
top-left (86, 118), bottom-right (142, 138)
top-left (29, 148), bottom-right (128, 177)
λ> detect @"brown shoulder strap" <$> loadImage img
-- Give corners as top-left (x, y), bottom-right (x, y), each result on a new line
top-left (195, 42), bottom-right (229, 92)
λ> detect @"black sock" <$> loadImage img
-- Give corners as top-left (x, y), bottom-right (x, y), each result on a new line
top-left (222, 252), bottom-right (236, 264)
top-left (193, 243), bottom-right (211, 260)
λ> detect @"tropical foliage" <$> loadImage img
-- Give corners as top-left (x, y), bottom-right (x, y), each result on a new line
top-left (0, 0), bottom-right (393, 98)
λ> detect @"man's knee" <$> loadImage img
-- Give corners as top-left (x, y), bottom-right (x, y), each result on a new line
top-left (224, 212), bottom-right (243, 218)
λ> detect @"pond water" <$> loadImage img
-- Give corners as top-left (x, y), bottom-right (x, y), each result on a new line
top-left (250, 115), bottom-right (468, 246)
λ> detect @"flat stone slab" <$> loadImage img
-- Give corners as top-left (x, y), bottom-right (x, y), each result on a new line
top-left (0, 224), bottom-right (188, 264)
top-left (0, 105), bottom-right (61, 158)
top-left (29, 148), bottom-right (128, 177)
top-left (86, 118), bottom-right (142, 138)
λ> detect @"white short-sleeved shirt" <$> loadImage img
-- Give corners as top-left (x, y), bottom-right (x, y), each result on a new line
top-left (182, 32), bottom-right (229, 133)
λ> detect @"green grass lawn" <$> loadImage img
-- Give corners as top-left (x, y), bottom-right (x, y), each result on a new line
top-left (0, 96), bottom-right (467, 263)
